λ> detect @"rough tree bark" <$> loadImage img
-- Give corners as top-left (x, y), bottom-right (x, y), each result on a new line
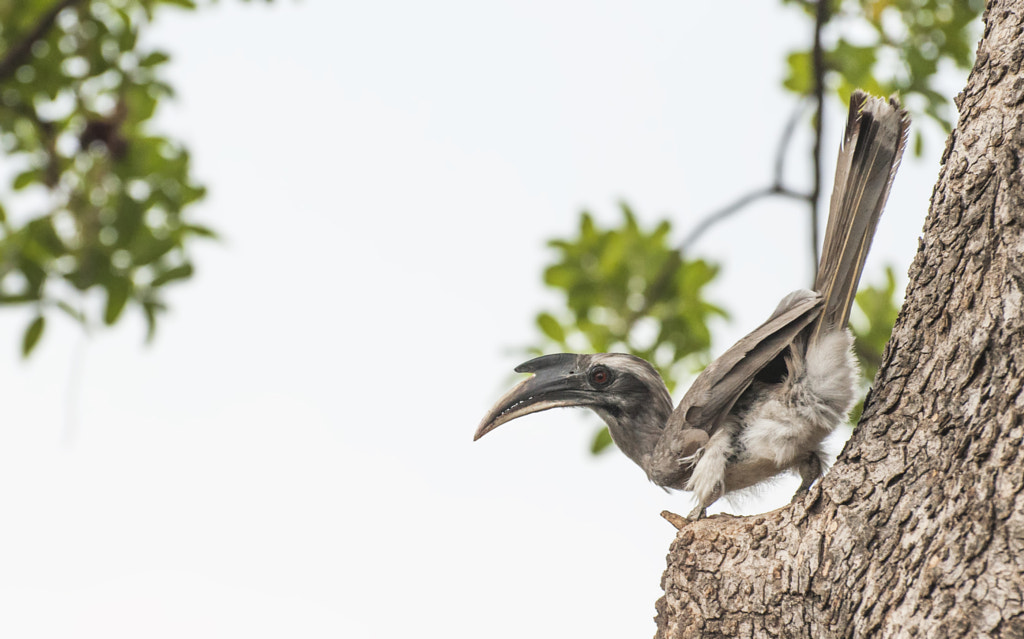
top-left (654, 1), bottom-right (1024, 637)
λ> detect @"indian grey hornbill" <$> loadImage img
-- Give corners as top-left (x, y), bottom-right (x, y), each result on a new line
top-left (475, 91), bottom-right (910, 519)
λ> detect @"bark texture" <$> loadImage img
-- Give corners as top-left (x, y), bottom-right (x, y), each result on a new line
top-left (655, 2), bottom-right (1024, 637)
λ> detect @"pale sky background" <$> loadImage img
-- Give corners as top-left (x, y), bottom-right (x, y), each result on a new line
top-left (0, 2), bottom-right (973, 638)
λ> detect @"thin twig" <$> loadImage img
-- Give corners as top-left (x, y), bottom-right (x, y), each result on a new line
top-left (682, 97), bottom-right (812, 254)
top-left (774, 97), bottom-right (811, 186)
top-left (809, 0), bottom-right (830, 281)
top-left (629, 97), bottom-right (815, 329)
top-left (0, 0), bottom-right (85, 82)
top-left (626, 183), bottom-right (810, 330)
top-left (631, 5), bottom-right (829, 329)
top-left (681, 185), bottom-right (809, 251)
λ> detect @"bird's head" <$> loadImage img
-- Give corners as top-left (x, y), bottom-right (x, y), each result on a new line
top-left (474, 353), bottom-right (673, 465)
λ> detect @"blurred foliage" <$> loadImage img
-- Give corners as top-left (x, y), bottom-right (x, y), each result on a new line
top-left (0, 0), bottom-right (267, 357)
top-left (528, 1), bottom-right (981, 454)
top-left (783, 0), bottom-right (984, 153)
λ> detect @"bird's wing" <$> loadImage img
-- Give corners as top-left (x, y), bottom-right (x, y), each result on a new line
top-left (665, 289), bottom-right (824, 435)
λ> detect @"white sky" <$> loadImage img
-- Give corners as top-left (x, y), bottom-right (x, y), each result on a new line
top-left (0, 1), bottom-right (968, 637)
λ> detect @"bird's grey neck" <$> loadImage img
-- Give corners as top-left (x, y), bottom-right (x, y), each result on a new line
top-left (593, 389), bottom-right (672, 472)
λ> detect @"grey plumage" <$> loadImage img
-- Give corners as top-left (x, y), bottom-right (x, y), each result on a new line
top-left (475, 91), bottom-right (910, 518)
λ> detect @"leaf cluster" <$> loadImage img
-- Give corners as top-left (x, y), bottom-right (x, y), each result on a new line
top-left (784, 0), bottom-right (983, 152)
top-left (0, 0), bottom-right (238, 356)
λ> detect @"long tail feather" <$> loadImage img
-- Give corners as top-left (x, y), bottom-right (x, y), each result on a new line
top-left (811, 91), bottom-right (910, 344)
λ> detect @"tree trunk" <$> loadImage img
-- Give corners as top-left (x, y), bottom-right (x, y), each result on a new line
top-left (654, 1), bottom-right (1024, 637)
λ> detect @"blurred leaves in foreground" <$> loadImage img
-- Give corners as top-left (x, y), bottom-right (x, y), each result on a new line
top-left (0, 0), bottom-right (268, 357)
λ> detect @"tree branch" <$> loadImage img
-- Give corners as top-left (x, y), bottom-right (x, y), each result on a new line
top-left (680, 185), bottom-right (808, 251)
top-left (631, 9), bottom-right (823, 333)
top-left (774, 97), bottom-right (811, 186)
top-left (625, 183), bottom-right (809, 333)
top-left (809, 0), bottom-right (830, 281)
top-left (628, 97), bottom-right (815, 331)
top-left (0, 0), bottom-right (85, 83)
top-left (682, 97), bottom-right (812, 253)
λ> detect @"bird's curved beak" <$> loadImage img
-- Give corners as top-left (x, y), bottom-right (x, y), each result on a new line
top-left (474, 353), bottom-right (588, 441)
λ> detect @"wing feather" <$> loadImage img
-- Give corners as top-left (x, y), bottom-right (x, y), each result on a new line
top-left (665, 290), bottom-right (823, 434)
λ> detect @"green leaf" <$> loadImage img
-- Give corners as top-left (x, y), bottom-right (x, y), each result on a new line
top-left (783, 50), bottom-right (812, 94)
top-left (142, 299), bottom-right (166, 342)
top-left (590, 427), bottom-right (614, 455)
top-left (56, 301), bottom-right (86, 325)
top-left (22, 315), bottom-right (45, 357)
top-left (139, 51), bottom-right (171, 67)
top-left (150, 263), bottom-right (194, 287)
top-left (852, 266), bottom-right (900, 381)
top-left (0, 294), bottom-right (39, 304)
top-left (131, 234), bottom-right (177, 266)
top-left (27, 218), bottom-right (65, 256)
top-left (537, 312), bottom-right (566, 343)
top-left (104, 278), bottom-right (132, 325)
top-left (12, 169), bottom-right (41, 191)
top-left (829, 39), bottom-right (880, 93)
top-left (182, 223), bottom-right (218, 239)
top-left (544, 264), bottom-right (577, 289)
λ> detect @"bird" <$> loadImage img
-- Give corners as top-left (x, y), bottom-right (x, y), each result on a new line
top-left (474, 91), bottom-right (909, 519)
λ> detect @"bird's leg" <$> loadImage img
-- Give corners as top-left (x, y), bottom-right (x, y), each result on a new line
top-left (683, 424), bottom-right (734, 518)
top-left (791, 450), bottom-right (825, 503)
top-left (685, 480), bottom-right (723, 520)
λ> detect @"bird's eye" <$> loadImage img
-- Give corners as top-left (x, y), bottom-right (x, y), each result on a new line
top-left (588, 365), bottom-right (613, 388)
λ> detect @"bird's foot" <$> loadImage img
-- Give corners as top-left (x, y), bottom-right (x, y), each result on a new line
top-left (687, 504), bottom-right (707, 520)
